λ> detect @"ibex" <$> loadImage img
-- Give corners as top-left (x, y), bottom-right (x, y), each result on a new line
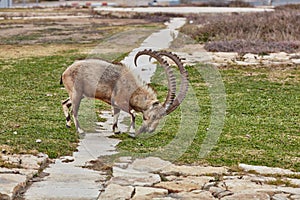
top-left (60, 49), bottom-right (188, 137)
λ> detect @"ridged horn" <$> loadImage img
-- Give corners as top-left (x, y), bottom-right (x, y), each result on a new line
top-left (134, 49), bottom-right (177, 111)
top-left (157, 51), bottom-right (189, 115)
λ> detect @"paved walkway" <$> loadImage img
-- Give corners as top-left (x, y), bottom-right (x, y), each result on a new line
top-left (94, 6), bottom-right (273, 14)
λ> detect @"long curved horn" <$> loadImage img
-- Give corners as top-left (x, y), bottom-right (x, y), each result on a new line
top-left (157, 51), bottom-right (189, 115)
top-left (134, 49), bottom-right (177, 111)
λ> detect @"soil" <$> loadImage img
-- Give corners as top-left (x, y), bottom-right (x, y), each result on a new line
top-left (0, 7), bottom-right (164, 59)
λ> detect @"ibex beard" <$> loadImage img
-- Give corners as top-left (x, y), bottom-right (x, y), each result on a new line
top-left (61, 49), bottom-right (188, 137)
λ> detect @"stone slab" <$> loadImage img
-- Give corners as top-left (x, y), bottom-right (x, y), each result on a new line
top-left (131, 157), bottom-right (172, 173)
top-left (99, 184), bottom-right (134, 200)
top-left (110, 166), bottom-right (161, 186)
top-left (161, 165), bottom-right (228, 176)
top-left (239, 164), bottom-right (300, 176)
top-left (132, 186), bottom-right (168, 200)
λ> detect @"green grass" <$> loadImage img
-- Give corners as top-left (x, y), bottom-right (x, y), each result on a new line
top-left (0, 54), bottom-right (79, 158)
top-left (113, 64), bottom-right (300, 171)
top-left (0, 52), bottom-right (299, 171)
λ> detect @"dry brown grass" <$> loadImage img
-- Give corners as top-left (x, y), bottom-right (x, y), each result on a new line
top-left (182, 8), bottom-right (300, 54)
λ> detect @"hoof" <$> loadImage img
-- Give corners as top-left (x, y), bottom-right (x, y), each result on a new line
top-left (114, 131), bottom-right (121, 135)
top-left (128, 132), bottom-right (136, 138)
top-left (79, 132), bottom-right (86, 139)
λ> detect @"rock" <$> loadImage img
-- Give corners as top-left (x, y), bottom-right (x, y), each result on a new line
top-left (177, 176), bottom-right (214, 187)
top-left (212, 52), bottom-right (238, 63)
top-left (291, 194), bottom-right (300, 200)
top-left (60, 156), bottom-right (75, 163)
top-left (110, 166), bottom-right (161, 186)
top-left (244, 175), bottom-right (277, 184)
top-left (132, 186), bottom-right (168, 200)
top-left (243, 53), bottom-right (260, 63)
top-left (287, 178), bottom-right (300, 187)
top-left (170, 190), bottom-right (215, 200)
top-left (152, 197), bottom-right (176, 200)
top-left (99, 184), bottom-right (134, 200)
top-left (235, 60), bottom-right (259, 65)
top-left (272, 193), bottom-right (290, 200)
top-left (277, 187), bottom-right (300, 195)
top-left (2, 154), bottom-right (48, 169)
top-left (161, 165), bottom-right (228, 176)
top-left (118, 156), bottom-right (133, 163)
top-left (131, 157), bottom-right (172, 173)
top-left (208, 186), bottom-right (233, 198)
top-left (266, 52), bottom-right (290, 62)
top-left (222, 179), bottom-right (276, 193)
top-left (114, 162), bottom-right (129, 169)
top-left (239, 164), bottom-right (300, 176)
top-left (202, 182), bottom-right (218, 190)
top-left (222, 192), bottom-right (270, 200)
top-left (155, 181), bottom-right (201, 193)
top-left (0, 173), bottom-right (28, 199)
top-left (292, 59), bottom-right (300, 64)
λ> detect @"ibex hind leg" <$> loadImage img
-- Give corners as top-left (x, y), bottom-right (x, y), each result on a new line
top-left (71, 91), bottom-right (85, 135)
top-left (112, 107), bottom-right (121, 134)
top-left (62, 97), bottom-right (72, 128)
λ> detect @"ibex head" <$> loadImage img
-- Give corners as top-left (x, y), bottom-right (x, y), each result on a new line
top-left (137, 100), bottom-right (164, 134)
top-left (133, 49), bottom-right (189, 136)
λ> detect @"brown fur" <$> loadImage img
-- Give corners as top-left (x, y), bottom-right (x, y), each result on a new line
top-left (61, 59), bottom-right (162, 135)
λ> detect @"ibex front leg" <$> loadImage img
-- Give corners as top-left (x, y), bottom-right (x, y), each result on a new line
top-left (128, 110), bottom-right (136, 137)
top-left (112, 107), bottom-right (121, 134)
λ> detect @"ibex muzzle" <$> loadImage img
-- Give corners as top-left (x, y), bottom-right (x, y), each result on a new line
top-left (61, 49), bottom-right (188, 137)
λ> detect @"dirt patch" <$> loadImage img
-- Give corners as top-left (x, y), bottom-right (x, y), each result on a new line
top-left (0, 8), bottom-right (164, 59)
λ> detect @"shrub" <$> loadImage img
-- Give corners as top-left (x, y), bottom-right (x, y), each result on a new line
top-left (182, 9), bottom-right (300, 54)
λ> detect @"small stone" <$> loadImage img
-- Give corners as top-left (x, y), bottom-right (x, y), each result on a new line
top-left (13, 131), bottom-right (17, 135)
top-left (118, 156), bottom-right (132, 163)
top-left (161, 165), bottom-right (228, 176)
top-left (110, 166), bottom-right (161, 186)
top-left (132, 186), bottom-right (168, 200)
top-left (170, 190), bottom-right (215, 200)
top-left (291, 194), bottom-right (300, 200)
top-left (153, 197), bottom-right (176, 200)
top-left (277, 187), bottom-right (300, 196)
top-left (222, 192), bottom-right (270, 200)
top-left (60, 156), bottom-right (74, 163)
top-left (272, 193), bottom-right (290, 200)
top-left (287, 178), bottom-right (300, 187)
top-left (209, 186), bottom-right (223, 193)
top-left (292, 59), bottom-right (300, 64)
top-left (114, 162), bottom-right (129, 169)
top-left (35, 139), bottom-right (42, 143)
top-left (155, 181), bottom-right (201, 193)
top-left (99, 184), bottom-right (134, 200)
top-left (203, 182), bottom-right (217, 190)
top-left (239, 164), bottom-right (300, 176)
top-left (131, 157), bottom-right (172, 173)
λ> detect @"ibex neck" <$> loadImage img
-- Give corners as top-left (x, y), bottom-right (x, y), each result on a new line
top-left (129, 86), bottom-right (157, 112)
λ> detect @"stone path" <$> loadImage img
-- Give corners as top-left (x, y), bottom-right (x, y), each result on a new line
top-left (23, 111), bottom-right (121, 200)
top-left (98, 156), bottom-right (300, 200)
